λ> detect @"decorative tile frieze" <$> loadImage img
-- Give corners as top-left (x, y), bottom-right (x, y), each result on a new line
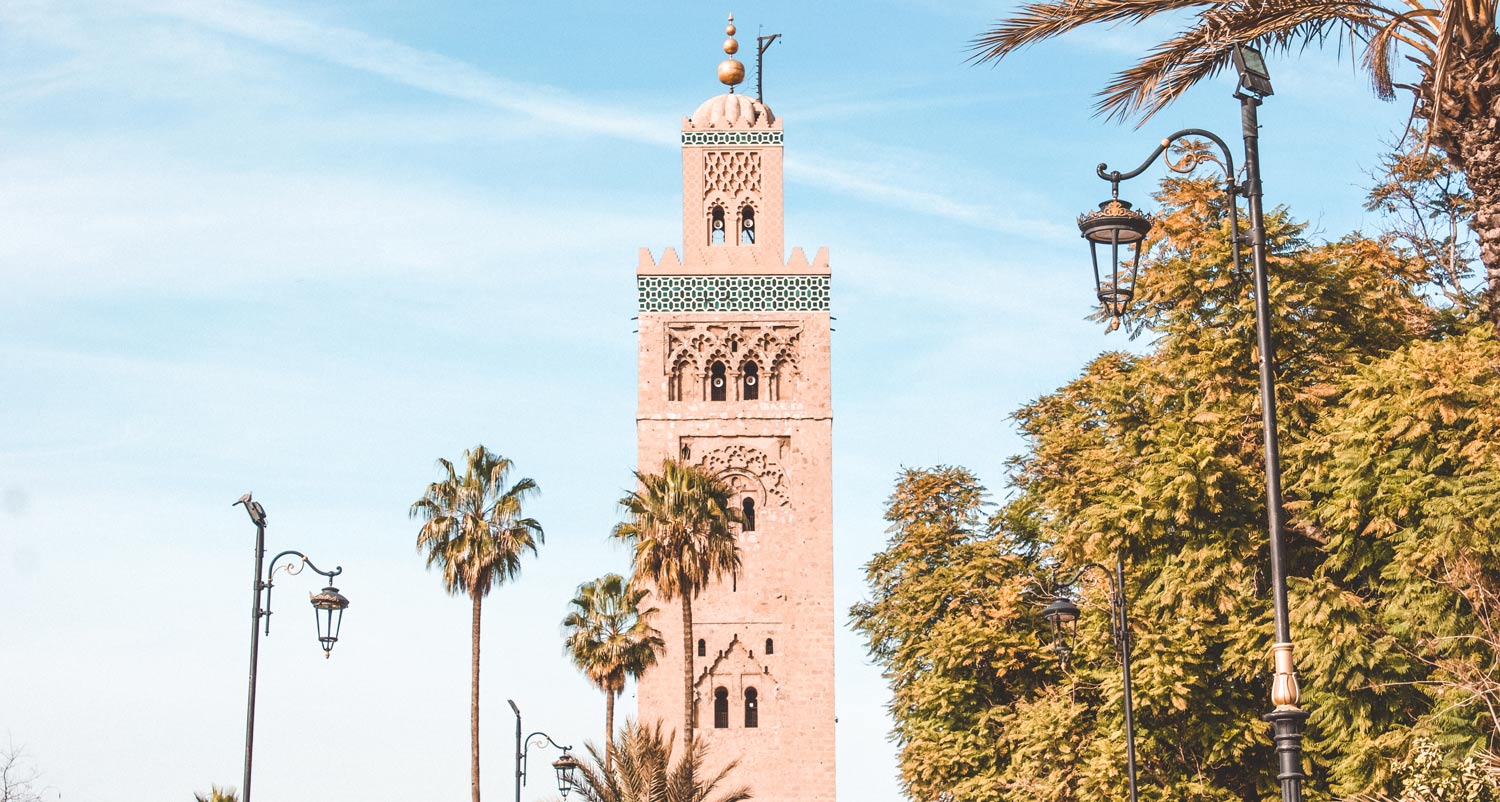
top-left (638, 275), bottom-right (830, 312)
top-left (681, 131), bottom-right (783, 146)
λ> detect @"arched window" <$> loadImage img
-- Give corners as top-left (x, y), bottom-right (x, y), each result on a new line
top-left (697, 638), bottom-right (706, 657)
top-left (710, 361), bottom-right (727, 402)
top-left (764, 638), bottom-right (774, 656)
top-left (742, 361), bottom-right (758, 401)
top-left (742, 497), bottom-right (756, 532)
top-left (740, 205), bottom-right (755, 244)
top-left (743, 687), bottom-right (759, 728)
top-left (714, 687), bottom-right (729, 728)
top-left (710, 206), bottom-right (726, 245)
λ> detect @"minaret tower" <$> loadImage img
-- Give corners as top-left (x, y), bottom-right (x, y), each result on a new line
top-left (633, 15), bottom-right (835, 802)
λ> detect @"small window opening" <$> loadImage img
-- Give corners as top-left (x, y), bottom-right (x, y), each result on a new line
top-left (742, 497), bottom-right (756, 532)
top-left (714, 687), bottom-right (730, 728)
top-left (710, 361), bottom-right (727, 402)
top-left (710, 207), bottom-right (726, 245)
top-left (697, 638), bottom-right (706, 657)
top-left (681, 443), bottom-right (691, 461)
top-left (740, 206), bottom-right (755, 244)
top-left (742, 362), bottom-right (758, 401)
top-left (765, 638), bottom-right (774, 656)
top-left (744, 688), bottom-right (759, 728)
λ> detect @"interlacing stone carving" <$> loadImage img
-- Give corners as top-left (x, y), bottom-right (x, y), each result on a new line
top-left (699, 444), bottom-right (790, 508)
top-left (706, 151), bottom-right (762, 198)
top-left (665, 323), bottom-right (801, 375)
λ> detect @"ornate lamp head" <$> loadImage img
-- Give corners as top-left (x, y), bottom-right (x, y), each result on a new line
top-left (309, 584), bottom-right (350, 658)
top-left (1078, 189), bottom-right (1152, 320)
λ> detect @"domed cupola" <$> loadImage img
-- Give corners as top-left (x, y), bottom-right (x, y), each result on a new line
top-left (679, 14), bottom-right (785, 256)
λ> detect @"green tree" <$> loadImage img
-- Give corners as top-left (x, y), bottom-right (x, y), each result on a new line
top-left (849, 467), bottom-right (1047, 802)
top-left (562, 719), bottom-right (751, 802)
top-left (855, 171), bottom-right (1461, 801)
top-left (564, 572), bottom-right (665, 764)
top-left (612, 459), bottom-right (741, 748)
top-left (971, 0), bottom-right (1500, 329)
top-left (411, 446), bottom-right (543, 802)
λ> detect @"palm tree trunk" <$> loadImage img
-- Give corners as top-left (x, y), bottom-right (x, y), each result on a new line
top-left (605, 689), bottom-right (616, 772)
top-left (472, 590), bottom-right (483, 802)
top-left (681, 589), bottom-right (696, 748)
top-left (1427, 32), bottom-right (1500, 330)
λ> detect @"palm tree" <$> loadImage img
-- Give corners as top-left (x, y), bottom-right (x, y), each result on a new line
top-left (193, 787), bottom-right (237, 802)
top-left (972, 0), bottom-right (1500, 328)
top-left (411, 446), bottom-right (543, 802)
top-left (563, 573), bottom-right (665, 765)
top-left (612, 459), bottom-right (741, 749)
top-left (563, 720), bottom-right (751, 802)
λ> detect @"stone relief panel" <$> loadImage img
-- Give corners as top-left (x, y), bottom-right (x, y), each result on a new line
top-left (663, 322), bottom-right (803, 402)
top-left (704, 151), bottom-right (762, 199)
top-left (697, 443), bottom-right (790, 509)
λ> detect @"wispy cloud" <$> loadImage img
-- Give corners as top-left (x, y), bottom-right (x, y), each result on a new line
top-left (136, 0), bottom-right (1063, 240)
top-left (143, 0), bottom-right (677, 147)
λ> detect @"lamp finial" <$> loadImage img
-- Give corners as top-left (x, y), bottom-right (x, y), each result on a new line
top-left (718, 13), bottom-right (745, 90)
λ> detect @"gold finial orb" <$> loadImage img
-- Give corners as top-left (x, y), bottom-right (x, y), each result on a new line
top-left (723, 38), bottom-right (739, 55)
top-left (718, 58), bottom-right (746, 86)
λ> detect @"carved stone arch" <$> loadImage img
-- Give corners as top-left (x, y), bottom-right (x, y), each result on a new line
top-left (770, 351), bottom-right (801, 402)
top-left (752, 332), bottom-right (781, 355)
top-left (723, 330), bottom-right (746, 356)
top-left (699, 445), bottom-right (789, 508)
top-left (707, 201), bottom-right (729, 245)
top-left (668, 350), bottom-right (701, 402)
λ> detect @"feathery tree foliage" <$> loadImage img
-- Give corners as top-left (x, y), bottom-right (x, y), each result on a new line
top-left (562, 720), bottom-right (751, 802)
top-left (613, 459), bottom-right (741, 749)
top-left (411, 446), bottom-right (543, 802)
top-left (971, 0), bottom-right (1500, 329)
top-left (192, 787), bottom-right (238, 802)
top-left (854, 167), bottom-right (1500, 801)
top-left (564, 572), bottom-right (665, 763)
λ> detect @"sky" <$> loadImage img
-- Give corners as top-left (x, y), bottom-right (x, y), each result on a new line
top-left (0, 1), bottom-right (1416, 801)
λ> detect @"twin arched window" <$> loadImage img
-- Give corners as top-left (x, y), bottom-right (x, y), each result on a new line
top-left (712, 686), bottom-right (759, 729)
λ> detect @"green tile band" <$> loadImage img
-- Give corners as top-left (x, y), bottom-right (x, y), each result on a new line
top-left (681, 131), bottom-right (783, 146)
top-left (638, 275), bottom-right (830, 312)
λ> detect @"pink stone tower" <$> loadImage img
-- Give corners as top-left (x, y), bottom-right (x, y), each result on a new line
top-left (633, 15), bottom-right (835, 802)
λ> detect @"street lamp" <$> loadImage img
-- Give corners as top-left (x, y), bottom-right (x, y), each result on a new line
top-left (1041, 556), bottom-right (1138, 802)
top-left (508, 699), bottom-right (579, 802)
top-left (234, 493), bottom-right (350, 802)
top-left (1074, 44), bottom-right (1307, 802)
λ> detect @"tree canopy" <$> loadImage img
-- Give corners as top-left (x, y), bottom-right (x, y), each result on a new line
top-left (854, 167), bottom-right (1500, 802)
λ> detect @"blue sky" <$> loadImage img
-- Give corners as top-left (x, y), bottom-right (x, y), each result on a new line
top-left (0, 2), bottom-right (1411, 800)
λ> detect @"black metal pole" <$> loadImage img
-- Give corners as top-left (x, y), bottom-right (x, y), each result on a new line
top-left (241, 500), bottom-right (266, 802)
top-left (1114, 555), bottom-right (1139, 802)
top-left (1240, 91), bottom-right (1308, 802)
top-left (511, 699), bottom-right (523, 802)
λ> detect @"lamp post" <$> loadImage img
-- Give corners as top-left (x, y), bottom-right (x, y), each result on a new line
top-left (1042, 555), bottom-right (1138, 802)
top-left (235, 493), bottom-right (350, 802)
top-left (507, 699), bottom-right (580, 802)
top-left (1074, 44), bottom-right (1306, 802)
